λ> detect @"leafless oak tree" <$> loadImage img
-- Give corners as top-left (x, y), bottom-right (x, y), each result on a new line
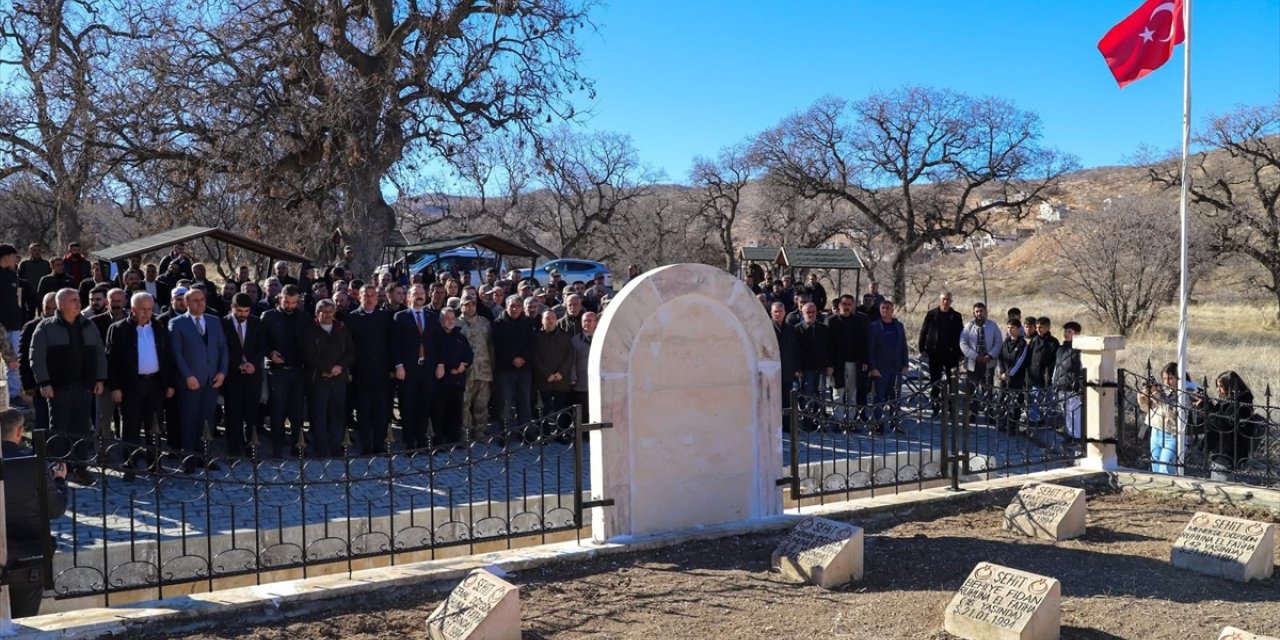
top-left (1148, 100), bottom-right (1280, 318)
top-left (689, 141), bottom-right (756, 272)
top-left (0, 0), bottom-right (128, 247)
top-left (752, 87), bottom-right (1076, 304)
top-left (1051, 198), bottom-right (1180, 336)
top-left (99, 0), bottom-right (593, 275)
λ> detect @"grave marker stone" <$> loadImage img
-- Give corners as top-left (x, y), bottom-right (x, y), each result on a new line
top-left (1171, 512), bottom-right (1275, 582)
top-left (943, 562), bottom-right (1061, 640)
top-left (1219, 626), bottom-right (1280, 640)
top-left (1002, 483), bottom-right (1086, 541)
top-left (771, 516), bottom-right (863, 589)
top-left (425, 568), bottom-right (520, 640)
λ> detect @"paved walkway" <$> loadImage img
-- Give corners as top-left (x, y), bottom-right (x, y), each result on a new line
top-left (54, 437), bottom-right (586, 549)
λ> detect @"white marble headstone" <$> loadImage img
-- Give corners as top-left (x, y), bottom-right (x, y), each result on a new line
top-left (771, 516), bottom-right (863, 589)
top-left (943, 563), bottom-right (1061, 640)
top-left (426, 568), bottom-right (520, 640)
top-left (1002, 483), bottom-right (1086, 541)
top-left (1219, 626), bottom-right (1280, 640)
top-left (1171, 512), bottom-right (1275, 582)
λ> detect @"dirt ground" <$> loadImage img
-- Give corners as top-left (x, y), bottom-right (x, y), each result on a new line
top-left (142, 490), bottom-right (1279, 640)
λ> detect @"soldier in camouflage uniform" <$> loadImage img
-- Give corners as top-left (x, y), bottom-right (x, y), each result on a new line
top-left (458, 293), bottom-right (494, 441)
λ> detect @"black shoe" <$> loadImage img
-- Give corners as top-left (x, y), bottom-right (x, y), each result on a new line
top-left (71, 468), bottom-right (96, 487)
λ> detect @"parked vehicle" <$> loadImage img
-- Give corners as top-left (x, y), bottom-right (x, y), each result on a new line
top-left (520, 258), bottom-right (612, 288)
top-left (378, 246), bottom-right (505, 287)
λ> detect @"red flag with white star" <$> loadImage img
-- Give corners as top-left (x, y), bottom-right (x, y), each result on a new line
top-left (1098, 0), bottom-right (1186, 87)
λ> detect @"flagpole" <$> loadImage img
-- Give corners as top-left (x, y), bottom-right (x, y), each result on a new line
top-left (1175, 0), bottom-right (1193, 475)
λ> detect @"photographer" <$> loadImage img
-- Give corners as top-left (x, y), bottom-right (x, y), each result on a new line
top-left (2, 408), bottom-right (68, 617)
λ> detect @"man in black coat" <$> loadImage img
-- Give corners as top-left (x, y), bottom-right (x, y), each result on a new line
top-left (392, 283), bottom-right (442, 450)
top-left (432, 308), bottom-right (474, 445)
top-left (2, 408), bottom-right (68, 618)
top-left (261, 285), bottom-right (310, 458)
top-left (826, 294), bottom-right (870, 419)
top-left (222, 293), bottom-right (267, 457)
top-left (770, 302), bottom-right (799, 431)
top-left (490, 295), bottom-right (535, 428)
top-left (346, 284), bottom-right (394, 453)
top-left (106, 292), bottom-right (176, 478)
top-left (917, 291), bottom-right (964, 416)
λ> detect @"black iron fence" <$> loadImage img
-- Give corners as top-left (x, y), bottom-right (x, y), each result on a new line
top-left (1118, 366), bottom-right (1279, 487)
top-left (21, 405), bottom-right (598, 603)
top-left (784, 369), bottom-right (1086, 503)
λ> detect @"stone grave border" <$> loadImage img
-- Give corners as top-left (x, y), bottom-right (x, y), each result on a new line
top-left (9, 468), bottom-right (1279, 640)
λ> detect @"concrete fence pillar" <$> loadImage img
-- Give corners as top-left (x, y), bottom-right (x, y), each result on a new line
top-left (1074, 336), bottom-right (1125, 471)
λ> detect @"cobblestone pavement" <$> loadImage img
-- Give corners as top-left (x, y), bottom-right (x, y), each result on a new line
top-left (53, 436), bottom-right (586, 550)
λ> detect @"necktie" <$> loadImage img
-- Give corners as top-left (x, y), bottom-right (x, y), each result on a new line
top-left (197, 317), bottom-right (205, 336)
top-left (415, 311), bottom-right (425, 361)
top-left (238, 320), bottom-right (246, 346)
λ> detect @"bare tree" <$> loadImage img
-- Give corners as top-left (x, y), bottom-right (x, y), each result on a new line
top-left (689, 141), bottom-right (756, 272)
top-left (529, 127), bottom-right (660, 258)
top-left (0, 0), bottom-right (126, 247)
top-left (0, 176), bottom-right (58, 247)
top-left (1051, 198), bottom-right (1181, 336)
top-left (752, 176), bottom-right (844, 249)
top-left (100, 0), bottom-right (594, 276)
top-left (753, 87), bottom-right (1076, 304)
top-left (1147, 100), bottom-right (1280, 318)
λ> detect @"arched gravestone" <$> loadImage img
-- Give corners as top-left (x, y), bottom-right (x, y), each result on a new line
top-left (588, 263), bottom-right (782, 541)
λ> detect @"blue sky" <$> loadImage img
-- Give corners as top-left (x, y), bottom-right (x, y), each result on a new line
top-left (572, 0), bottom-right (1280, 182)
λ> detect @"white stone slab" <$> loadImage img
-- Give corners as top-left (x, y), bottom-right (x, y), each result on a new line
top-left (425, 568), bottom-right (519, 640)
top-left (589, 264), bottom-right (782, 541)
top-left (1171, 512), bottom-right (1275, 582)
top-left (771, 516), bottom-right (863, 589)
top-left (943, 563), bottom-right (1061, 640)
top-left (1002, 483), bottom-right (1086, 541)
top-left (1220, 626), bottom-right (1280, 640)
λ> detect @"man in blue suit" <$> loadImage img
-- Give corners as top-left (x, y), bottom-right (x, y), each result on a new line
top-left (169, 287), bottom-right (228, 469)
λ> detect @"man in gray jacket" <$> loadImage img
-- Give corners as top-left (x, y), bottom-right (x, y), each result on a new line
top-left (958, 302), bottom-right (1001, 417)
top-left (31, 288), bottom-right (106, 486)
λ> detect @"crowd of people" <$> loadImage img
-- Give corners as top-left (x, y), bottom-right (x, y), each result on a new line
top-left (0, 241), bottom-right (641, 486)
top-left (750, 273), bottom-right (1085, 442)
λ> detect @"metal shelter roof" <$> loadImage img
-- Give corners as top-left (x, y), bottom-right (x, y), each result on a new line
top-left (93, 225), bottom-right (313, 263)
top-left (400, 234), bottom-right (539, 258)
top-left (738, 246), bottom-right (781, 262)
top-left (384, 229), bottom-right (410, 248)
top-left (776, 247), bottom-right (864, 270)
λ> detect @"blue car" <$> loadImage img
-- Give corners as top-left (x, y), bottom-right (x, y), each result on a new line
top-left (520, 258), bottom-right (612, 288)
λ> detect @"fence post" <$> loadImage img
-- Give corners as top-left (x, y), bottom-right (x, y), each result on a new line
top-left (0, 385), bottom-right (12, 634)
top-left (1075, 336), bottom-right (1126, 471)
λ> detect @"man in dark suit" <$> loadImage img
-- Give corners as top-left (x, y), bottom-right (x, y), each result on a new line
top-left (35, 257), bottom-right (75, 304)
top-left (222, 293), bottom-right (267, 457)
top-left (392, 283), bottom-right (442, 450)
top-left (168, 287), bottom-right (228, 469)
top-left (107, 292), bottom-right (175, 480)
top-left (262, 284), bottom-right (308, 458)
top-left (2, 408), bottom-right (68, 618)
top-left (771, 302), bottom-right (800, 431)
top-left (346, 283), bottom-right (393, 453)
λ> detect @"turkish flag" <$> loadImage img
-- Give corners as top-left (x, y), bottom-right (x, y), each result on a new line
top-left (1098, 0), bottom-right (1186, 87)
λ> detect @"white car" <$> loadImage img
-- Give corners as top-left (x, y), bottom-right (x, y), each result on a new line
top-left (519, 258), bottom-right (612, 288)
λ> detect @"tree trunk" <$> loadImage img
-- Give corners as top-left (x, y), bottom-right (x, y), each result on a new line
top-left (891, 251), bottom-right (909, 307)
top-left (343, 174), bottom-right (396, 281)
top-left (54, 188), bottom-right (82, 250)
